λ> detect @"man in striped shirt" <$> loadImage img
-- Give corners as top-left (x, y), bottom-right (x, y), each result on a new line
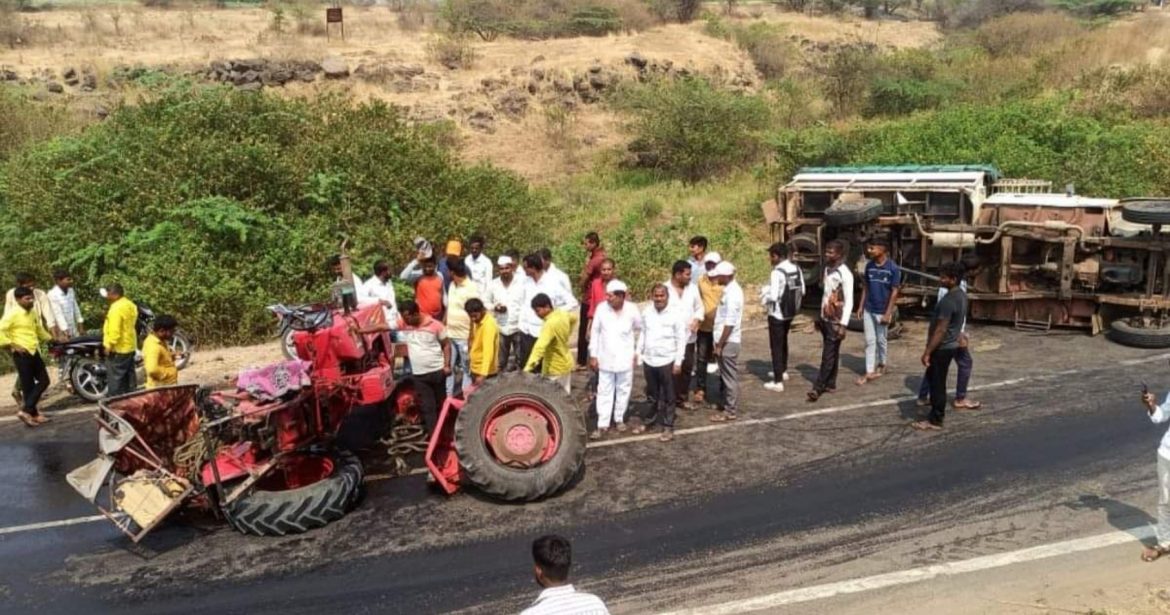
top-left (521, 535), bottom-right (609, 615)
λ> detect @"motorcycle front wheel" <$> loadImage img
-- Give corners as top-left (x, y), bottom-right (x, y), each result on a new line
top-left (70, 357), bottom-right (107, 403)
top-left (171, 330), bottom-right (193, 370)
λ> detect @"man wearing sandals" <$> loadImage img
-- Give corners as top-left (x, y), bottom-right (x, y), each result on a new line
top-left (916, 268), bottom-right (981, 412)
top-left (634, 284), bottom-right (687, 442)
top-left (856, 237), bottom-right (901, 387)
top-left (912, 263), bottom-right (967, 432)
top-left (1140, 387), bottom-right (1170, 562)
top-left (0, 287), bottom-right (53, 427)
top-left (808, 241), bottom-right (853, 403)
top-left (710, 261), bottom-right (744, 423)
top-left (588, 280), bottom-right (641, 439)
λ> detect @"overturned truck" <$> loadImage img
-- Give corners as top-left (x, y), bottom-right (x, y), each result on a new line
top-left (762, 165), bottom-right (1170, 347)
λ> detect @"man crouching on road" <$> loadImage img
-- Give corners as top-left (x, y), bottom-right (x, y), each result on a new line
top-left (522, 535), bottom-right (609, 615)
top-left (1141, 387), bottom-right (1170, 562)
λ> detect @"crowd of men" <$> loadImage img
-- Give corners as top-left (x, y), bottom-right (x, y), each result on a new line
top-left (0, 271), bottom-right (181, 427)
top-left (344, 230), bottom-right (978, 443)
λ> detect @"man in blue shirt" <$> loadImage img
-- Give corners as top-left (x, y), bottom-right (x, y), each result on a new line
top-left (856, 236), bottom-right (901, 386)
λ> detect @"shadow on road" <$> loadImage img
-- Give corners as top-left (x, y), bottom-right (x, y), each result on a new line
top-left (1068, 495), bottom-right (1156, 546)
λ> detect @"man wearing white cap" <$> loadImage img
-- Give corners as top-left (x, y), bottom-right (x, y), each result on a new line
top-left (486, 254), bottom-right (525, 372)
top-left (693, 251), bottom-right (724, 405)
top-left (589, 279), bottom-right (642, 439)
top-left (710, 261), bottom-right (744, 422)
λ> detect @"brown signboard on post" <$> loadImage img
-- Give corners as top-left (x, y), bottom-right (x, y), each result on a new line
top-left (325, 7), bottom-right (344, 39)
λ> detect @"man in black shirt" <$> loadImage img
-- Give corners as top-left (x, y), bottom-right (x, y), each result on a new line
top-left (913, 263), bottom-right (968, 431)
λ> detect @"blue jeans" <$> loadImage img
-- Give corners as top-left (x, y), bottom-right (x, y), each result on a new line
top-left (917, 345), bottom-right (973, 401)
top-left (446, 339), bottom-right (471, 396)
top-left (862, 310), bottom-right (889, 374)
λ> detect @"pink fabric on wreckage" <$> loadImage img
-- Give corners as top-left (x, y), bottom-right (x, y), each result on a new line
top-left (237, 359), bottom-right (313, 401)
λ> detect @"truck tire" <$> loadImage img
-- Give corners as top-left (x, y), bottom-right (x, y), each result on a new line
top-left (227, 451), bottom-right (362, 537)
top-left (455, 373), bottom-right (586, 502)
top-left (1120, 198), bottom-right (1170, 226)
top-left (824, 199), bottom-right (883, 227)
top-left (1108, 319), bottom-right (1170, 349)
top-left (788, 232), bottom-right (820, 291)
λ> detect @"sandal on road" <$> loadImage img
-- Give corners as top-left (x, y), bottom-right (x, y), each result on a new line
top-left (630, 424), bottom-right (649, 435)
top-left (911, 420), bottom-right (943, 432)
top-left (954, 399), bottom-right (983, 411)
top-left (709, 412), bottom-right (737, 423)
top-left (1143, 545), bottom-right (1170, 562)
top-left (16, 411), bottom-right (38, 428)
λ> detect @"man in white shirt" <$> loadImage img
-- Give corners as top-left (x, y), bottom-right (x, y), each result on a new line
top-left (464, 234), bottom-right (493, 296)
top-left (710, 262), bottom-right (744, 422)
top-left (485, 255), bottom-right (525, 372)
top-left (589, 279), bottom-right (641, 439)
top-left (808, 239), bottom-right (854, 402)
top-left (634, 284), bottom-right (686, 441)
top-left (521, 535), bottom-right (610, 615)
top-left (666, 260), bottom-right (703, 409)
top-left (540, 248), bottom-right (574, 299)
top-left (47, 269), bottom-right (84, 338)
top-left (363, 260), bottom-right (399, 329)
top-left (1140, 389), bottom-right (1170, 563)
top-left (519, 253), bottom-right (579, 370)
top-left (762, 243), bottom-right (805, 393)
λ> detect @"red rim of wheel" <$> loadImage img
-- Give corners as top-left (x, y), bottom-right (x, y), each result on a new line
top-left (482, 394), bottom-right (562, 469)
top-left (392, 384), bottom-right (421, 424)
top-left (255, 454), bottom-right (335, 491)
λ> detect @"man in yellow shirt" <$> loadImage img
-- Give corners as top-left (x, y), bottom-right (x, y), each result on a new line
top-left (445, 261), bottom-right (480, 396)
top-left (0, 287), bottom-right (53, 426)
top-left (524, 294), bottom-right (574, 394)
top-left (102, 283), bottom-right (139, 397)
top-left (143, 315), bottom-right (180, 389)
top-left (694, 252), bottom-right (725, 404)
top-left (465, 299), bottom-right (499, 385)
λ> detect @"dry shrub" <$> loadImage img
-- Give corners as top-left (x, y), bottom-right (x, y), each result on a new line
top-left (1076, 64), bottom-right (1170, 118)
top-left (608, 0), bottom-right (656, 32)
top-left (427, 32), bottom-right (478, 69)
top-left (395, 0), bottom-right (428, 31)
top-left (1, 0), bottom-right (23, 48)
top-left (973, 12), bottom-right (1081, 58)
top-left (543, 103), bottom-right (577, 150)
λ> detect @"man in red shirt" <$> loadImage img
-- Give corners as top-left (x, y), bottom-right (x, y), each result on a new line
top-left (577, 232), bottom-right (606, 368)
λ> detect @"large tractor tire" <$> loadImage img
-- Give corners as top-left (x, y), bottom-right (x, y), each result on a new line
top-left (824, 198), bottom-right (883, 227)
top-left (1120, 198), bottom-right (1170, 226)
top-left (455, 373), bottom-right (586, 502)
top-left (227, 451), bottom-right (363, 537)
top-left (1108, 319), bottom-right (1170, 349)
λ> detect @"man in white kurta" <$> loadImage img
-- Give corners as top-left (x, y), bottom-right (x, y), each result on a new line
top-left (588, 280), bottom-right (641, 438)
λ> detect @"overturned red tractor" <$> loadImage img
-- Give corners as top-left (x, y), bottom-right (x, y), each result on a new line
top-left (67, 303), bottom-right (585, 541)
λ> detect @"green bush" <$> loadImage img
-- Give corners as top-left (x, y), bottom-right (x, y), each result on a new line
top-left (613, 77), bottom-right (772, 182)
top-left (0, 87), bottom-right (550, 346)
top-left (864, 49), bottom-right (964, 117)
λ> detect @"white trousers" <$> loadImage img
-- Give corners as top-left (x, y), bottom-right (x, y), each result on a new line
top-left (596, 369), bottom-right (633, 429)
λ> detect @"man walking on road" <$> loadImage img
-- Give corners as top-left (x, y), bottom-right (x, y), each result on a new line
top-left (808, 240), bottom-right (853, 403)
top-left (577, 232), bottom-right (606, 369)
top-left (486, 255), bottom-right (524, 372)
top-left (666, 260), bottom-right (702, 409)
top-left (763, 243), bottom-right (803, 393)
top-left (635, 284), bottom-right (686, 441)
top-left (913, 263), bottom-right (967, 432)
top-left (589, 280), bottom-right (641, 439)
top-left (856, 237), bottom-right (901, 386)
top-left (524, 294), bottom-right (575, 394)
top-left (47, 269), bottom-right (84, 339)
top-left (102, 284), bottom-right (139, 398)
top-left (1140, 386), bottom-right (1170, 563)
top-left (521, 535), bottom-right (610, 615)
top-left (5, 272), bottom-right (63, 405)
top-left (710, 262), bottom-right (744, 422)
top-left (0, 287), bottom-right (53, 427)
top-left (694, 252), bottom-right (724, 405)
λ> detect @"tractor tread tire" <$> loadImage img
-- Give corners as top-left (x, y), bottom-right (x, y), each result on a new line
top-left (227, 451), bottom-right (362, 537)
top-left (1120, 198), bottom-right (1170, 226)
top-left (1108, 319), bottom-right (1170, 349)
top-left (824, 198), bottom-right (883, 227)
top-left (455, 373), bottom-right (585, 502)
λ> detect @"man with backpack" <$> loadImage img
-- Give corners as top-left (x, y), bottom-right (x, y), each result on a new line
top-left (762, 243), bottom-right (804, 393)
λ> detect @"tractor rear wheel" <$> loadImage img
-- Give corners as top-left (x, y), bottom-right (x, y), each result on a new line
top-left (455, 373), bottom-right (585, 502)
top-left (227, 450), bottom-right (362, 537)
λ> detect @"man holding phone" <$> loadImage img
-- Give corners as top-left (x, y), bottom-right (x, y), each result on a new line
top-left (1141, 383), bottom-right (1170, 562)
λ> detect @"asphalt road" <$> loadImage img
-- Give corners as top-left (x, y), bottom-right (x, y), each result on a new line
top-left (3, 320), bottom-right (1170, 614)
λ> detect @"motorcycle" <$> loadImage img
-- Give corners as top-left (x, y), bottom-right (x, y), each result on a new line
top-left (50, 298), bottom-right (194, 403)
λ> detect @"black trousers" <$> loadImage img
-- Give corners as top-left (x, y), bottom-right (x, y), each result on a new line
top-left (499, 332), bottom-right (520, 372)
top-left (106, 352), bottom-right (137, 398)
top-left (13, 351), bottom-right (49, 415)
top-left (927, 347), bottom-right (958, 426)
top-left (694, 330), bottom-right (715, 396)
top-left (767, 316), bottom-right (792, 383)
top-left (518, 333), bottom-right (538, 372)
top-left (643, 364), bottom-right (676, 429)
top-left (577, 302), bottom-right (590, 367)
top-left (813, 323), bottom-right (844, 393)
top-left (675, 342), bottom-right (695, 404)
top-left (410, 371), bottom-right (447, 435)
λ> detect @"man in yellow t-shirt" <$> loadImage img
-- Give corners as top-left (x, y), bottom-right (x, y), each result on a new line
top-left (102, 283), bottom-right (139, 397)
top-left (524, 293), bottom-right (574, 394)
top-left (143, 315), bottom-right (180, 389)
top-left (466, 298), bottom-right (499, 385)
top-left (694, 252), bottom-right (725, 404)
top-left (0, 287), bottom-right (53, 426)
top-left (445, 261), bottom-right (480, 396)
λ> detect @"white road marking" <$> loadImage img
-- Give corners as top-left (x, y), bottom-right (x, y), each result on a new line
top-left (656, 526), bottom-right (1156, 614)
top-left (0, 514), bottom-right (113, 536)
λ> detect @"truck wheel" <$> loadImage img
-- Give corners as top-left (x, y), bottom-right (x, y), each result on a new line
top-left (824, 198), bottom-right (883, 227)
top-left (71, 357), bottom-right (107, 403)
top-left (455, 373), bottom-right (586, 502)
top-left (1120, 198), bottom-right (1170, 226)
top-left (788, 232), bottom-right (820, 291)
top-left (227, 451), bottom-right (362, 537)
top-left (1108, 319), bottom-right (1170, 349)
